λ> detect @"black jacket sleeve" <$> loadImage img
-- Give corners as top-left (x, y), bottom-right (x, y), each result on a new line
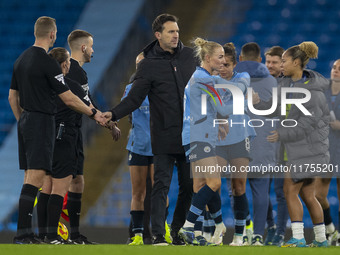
top-left (110, 63), bottom-right (151, 121)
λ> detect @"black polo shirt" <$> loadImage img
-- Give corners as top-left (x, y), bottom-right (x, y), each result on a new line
top-left (66, 58), bottom-right (89, 94)
top-left (66, 58), bottom-right (98, 108)
top-left (55, 77), bottom-right (91, 127)
top-left (10, 46), bottom-right (69, 114)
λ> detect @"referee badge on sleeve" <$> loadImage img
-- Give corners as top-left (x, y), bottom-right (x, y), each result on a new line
top-left (54, 73), bottom-right (65, 85)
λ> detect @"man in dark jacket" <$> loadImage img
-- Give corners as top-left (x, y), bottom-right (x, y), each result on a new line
top-left (104, 14), bottom-right (195, 245)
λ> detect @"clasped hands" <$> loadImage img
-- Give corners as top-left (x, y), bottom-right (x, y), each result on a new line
top-left (92, 111), bottom-right (121, 141)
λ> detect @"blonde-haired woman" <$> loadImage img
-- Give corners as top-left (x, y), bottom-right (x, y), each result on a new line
top-left (180, 37), bottom-right (247, 245)
top-left (264, 41), bottom-right (329, 247)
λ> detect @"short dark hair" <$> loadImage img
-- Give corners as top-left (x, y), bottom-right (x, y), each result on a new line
top-left (152, 13), bottom-right (178, 34)
top-left (240, 42), bottom-right (261, 61)
top-left (67, 29), bottom-right (93, 50)
top-left (265, 46), bottom-right (284, 58)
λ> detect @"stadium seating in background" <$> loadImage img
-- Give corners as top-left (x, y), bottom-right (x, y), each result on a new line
top-left (0, 0), bottom-right (89, 148)
top-left (225, 0), bottom-right (340, 77)
top-left (0, 0), bottom-right (89, 230)
top-left (85, 0), bottom-right (340, 230)
top-left (215, 0), bottom-right (340, 228)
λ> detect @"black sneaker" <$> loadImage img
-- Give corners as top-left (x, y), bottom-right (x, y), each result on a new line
top-left (44, 236), bottom-right (68, 245)
top-left (171, 232), bottom-right (186, 246)
top-left (152, 235), bottom-right (169, 246)
top-left (13, 234), bottom-right (43, 244)
top-left (37, 234), bottom-right (46, 243)
top-left (143, 236), bottom-right (153, 245)
top-left (69, 234), bottom-right (97, 244)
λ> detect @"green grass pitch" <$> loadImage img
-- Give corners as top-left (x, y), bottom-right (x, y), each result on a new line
top-left (0, 244), bottom-right (338, 255)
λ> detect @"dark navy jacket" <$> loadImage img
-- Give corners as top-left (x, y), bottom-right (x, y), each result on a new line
top-left (111, 40), bottom-right (197, 154)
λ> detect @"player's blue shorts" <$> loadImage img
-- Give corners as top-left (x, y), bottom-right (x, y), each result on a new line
top-left (215, 138), bottom-right (252, 161)
top-left (184, 142), bottom-right (216, 163)
top-left (128, 151), bottom-right (153, 166)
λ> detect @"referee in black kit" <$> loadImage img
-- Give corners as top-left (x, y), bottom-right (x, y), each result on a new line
top-left (36, 47), bottom-right (98, 244)
top-left (62, 29), bottom-right (109, 244)
top-left (8, 16), bottom-right (106, 244)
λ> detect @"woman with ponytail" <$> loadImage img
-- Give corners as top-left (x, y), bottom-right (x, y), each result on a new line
top-left (180, 38), bottom-right (248, 245)
top-left (263, 41), bottom-right (330, 247)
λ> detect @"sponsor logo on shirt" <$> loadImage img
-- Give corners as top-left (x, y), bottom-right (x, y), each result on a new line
top-left (189, 154), bottom-right (197, 160)
top-left (55, 73), bottom-right (65, 85)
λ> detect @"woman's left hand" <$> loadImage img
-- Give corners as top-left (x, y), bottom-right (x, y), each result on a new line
top-left (330, 120), bottom-right (340, 130)
top-left (267, 130), bottom-right (279, 143)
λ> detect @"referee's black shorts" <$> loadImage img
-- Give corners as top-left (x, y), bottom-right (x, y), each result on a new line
top-left (52, 125), bottom-right (82, 178)
top-left (18, 111), bottom-right (55, 171)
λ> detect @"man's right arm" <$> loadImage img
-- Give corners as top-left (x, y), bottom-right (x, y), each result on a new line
top-left (8, 89), bottom-right (22, 121)
top-left (58, 90), bottom-right (106, 125)
top-left (9, 72), bottom-right (22, 121)
top-left (108, 76), bottom-right (151, 121)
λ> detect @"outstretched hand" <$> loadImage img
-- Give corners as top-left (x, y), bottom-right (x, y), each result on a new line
top-left (93, 110), bottom-right (108, 126)
top-left (110, 125), bottom-right (121, 141)
top-left (104, 121), bottom-right (121, 141)
top-left (103, 111), bottom-right (113, 123)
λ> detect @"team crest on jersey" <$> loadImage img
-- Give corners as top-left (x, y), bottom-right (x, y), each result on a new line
top-left (204, 146), bottom-right (211, 153)
top-left (54, 73), bottom-right (65, 85)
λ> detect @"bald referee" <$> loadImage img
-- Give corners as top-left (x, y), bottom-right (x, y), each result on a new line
top-left (8, 16), bottom-right (106, 244)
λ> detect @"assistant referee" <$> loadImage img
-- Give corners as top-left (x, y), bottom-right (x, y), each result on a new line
top-left (8, 16), bottom-right (106, 244)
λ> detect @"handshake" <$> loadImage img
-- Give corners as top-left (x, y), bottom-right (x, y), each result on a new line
top-left (89, 109), bottom-right (113, 126)
top-left (90, 110), bottom-right (120, 141)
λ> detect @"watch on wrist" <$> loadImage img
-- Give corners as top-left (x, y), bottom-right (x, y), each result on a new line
top-left (90, 108), bottom-right (97, 118)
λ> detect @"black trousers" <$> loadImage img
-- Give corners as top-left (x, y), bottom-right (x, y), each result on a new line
top-left (151, 154), bottom-right (193, 236)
